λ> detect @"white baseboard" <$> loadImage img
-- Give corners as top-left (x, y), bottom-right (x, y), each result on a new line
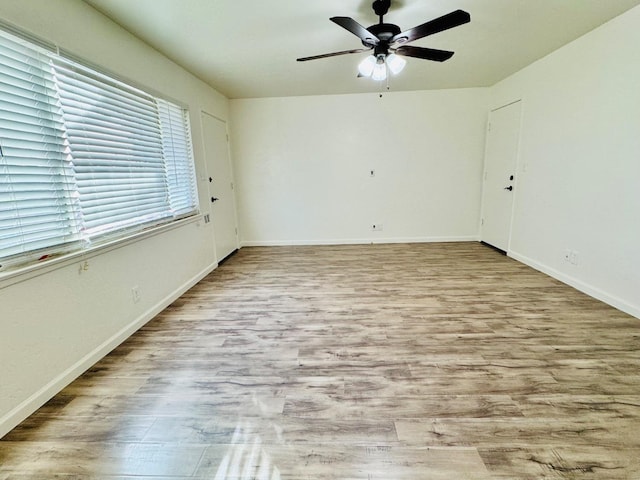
top-left (240, 235), bottom-right (480, 247)
top-left (0, 261), bottom-right (217, 439)
top-left (509, 250), bottom-right (640, 320)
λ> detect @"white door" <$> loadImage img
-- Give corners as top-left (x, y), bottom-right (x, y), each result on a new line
top-left (201, 112), bottom-right (238, 262)
top-left (481, 101), bottom-right (521, 252)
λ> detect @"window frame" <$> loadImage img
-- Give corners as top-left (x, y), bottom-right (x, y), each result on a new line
top-left (0, 21), bottom-right (200, 277)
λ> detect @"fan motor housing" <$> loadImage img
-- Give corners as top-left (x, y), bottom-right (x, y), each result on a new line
top-left (365, 23), bottom-right (401, 45)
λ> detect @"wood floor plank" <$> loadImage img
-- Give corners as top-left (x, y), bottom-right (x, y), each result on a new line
top-left (0, 415), bottom-right (155, 443)
top-left (0, 441), bottom-right (206, 476)
top-left (395, 417), bottom-right (640, 448)
top-left (515, 394), bottom-right (640, 419)
top-left (195, 444), bottom-right (492, 479)
top-left (478, 446), bottom-right (640, 479)
top-left (56, 393), bottom-right (286, 418)
top-left (1, 242), bottom-right (639, 478)
top-left (282, 394), bottom-right (524, 419)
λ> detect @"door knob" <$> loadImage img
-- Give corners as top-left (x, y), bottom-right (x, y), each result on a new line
top-left (211, 197), bottom-right (219, 203)
top-left (504, 186), bottom-right (513, 191)
top-left (209, 177), bottom-right (213, 183)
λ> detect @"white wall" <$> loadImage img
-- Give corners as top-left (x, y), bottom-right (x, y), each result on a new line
top-left (489, 6), bottom-right (640, 317)
top-left (0, 0), bottom-right (229, 437)
top-left (231, 89), bottom-right (489, 245)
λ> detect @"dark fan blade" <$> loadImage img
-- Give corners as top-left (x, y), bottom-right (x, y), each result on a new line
top-left (391, 9), bottom-right (470, 44)
top-left (330, 17), bottom-right (379, 46)
top-left (395, 45), bottom-right (454, 62)
top-left (297, 48), bottom-right (371, 62)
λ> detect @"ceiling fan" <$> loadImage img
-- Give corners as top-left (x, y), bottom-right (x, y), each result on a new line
top-left (297, 0), bottom-right (470, 81)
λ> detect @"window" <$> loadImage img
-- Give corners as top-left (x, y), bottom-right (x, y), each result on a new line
top-left (0, 27), bottom-right (198, 269)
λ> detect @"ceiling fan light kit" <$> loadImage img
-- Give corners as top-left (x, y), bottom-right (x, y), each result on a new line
top-left (358, 53), bottom-right (405, 82)
top-left (386, 53), bottom-right (406, 75)
top-left (358, 54), bottom-right (377, 77)
top-left (372, 59), bottom-right (388, 81)
top-left (297, 0), bottom-right (470, 83)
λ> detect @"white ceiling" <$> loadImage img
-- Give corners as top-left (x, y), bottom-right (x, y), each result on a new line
top-left (83, 0), bottom-right (640, 99)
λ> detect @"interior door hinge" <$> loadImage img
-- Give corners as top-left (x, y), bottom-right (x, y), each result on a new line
top-left (226, 134), bottom-right (229, 142)
top-left (481, 218), bottom-right (484, 226)
top-left (235, 227), bottom-right (238, 235)
top-left (230, 182), bottom-right (234, 190)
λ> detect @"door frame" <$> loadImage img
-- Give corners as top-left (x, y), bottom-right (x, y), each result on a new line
top-left (479, 99), bottom-right (523, 253)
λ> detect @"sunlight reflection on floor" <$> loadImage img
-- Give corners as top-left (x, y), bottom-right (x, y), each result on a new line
top-left (214, 420), bottom-right (282, 480)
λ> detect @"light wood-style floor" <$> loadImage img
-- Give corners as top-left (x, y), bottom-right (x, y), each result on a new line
top-left (1, 242), bottom-right (639, 479)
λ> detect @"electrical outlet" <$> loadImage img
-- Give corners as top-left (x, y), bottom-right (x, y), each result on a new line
top-left (564, 249), bottom-right (579, 265)
top-left (372, 224), bottom-right (383, 231)
top-left (131, 286), bottom-right (141, 303)
top-left (78, 260), bottom-right (89, 274)
top-left (569, 251), bottom-right (579, 265)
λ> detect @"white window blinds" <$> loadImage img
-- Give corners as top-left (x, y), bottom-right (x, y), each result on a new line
top-left (52, 60), bottom-right (174, 237)
top-left (0, 27), bottom-right (198, 268)
top-left (0, 30), bottom-right (82, 260)
top-left (158, 99), bottom-right (197, 217)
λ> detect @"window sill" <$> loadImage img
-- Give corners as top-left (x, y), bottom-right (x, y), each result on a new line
top-left (0, 214), bottom-right (204, 290)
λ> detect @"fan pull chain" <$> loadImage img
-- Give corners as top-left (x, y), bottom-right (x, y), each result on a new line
top-left (379, 76), bottom-right (391, 98)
